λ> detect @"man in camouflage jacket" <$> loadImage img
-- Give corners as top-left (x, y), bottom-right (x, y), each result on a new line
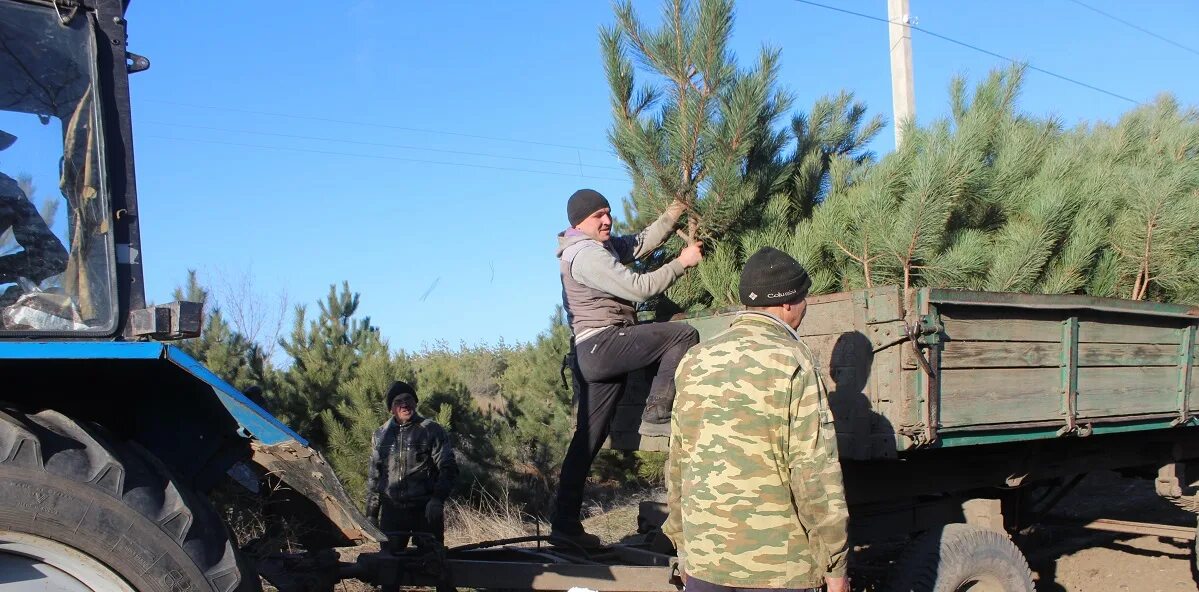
top-left (664, 247), bottom-right (849, 592)
top-left (365, 380), bottom-right (459, 550)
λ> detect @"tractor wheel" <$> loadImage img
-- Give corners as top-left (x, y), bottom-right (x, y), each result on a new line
top-left (887, 523), bottom-right (1034, 592)
top-left (0, 407), bottom-right (256, 592)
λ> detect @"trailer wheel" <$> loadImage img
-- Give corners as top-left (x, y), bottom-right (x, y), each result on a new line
top-left (1191, 515), bottom-right (1199, 585)
top-left (887, 523), bottom-right (1034, 592)
top-left (0, 408), bottom-right (256, 592)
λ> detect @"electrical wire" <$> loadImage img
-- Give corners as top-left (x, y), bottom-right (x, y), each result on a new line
top-left (1062, 0), bottom-right (1199, 57)
top-left (791, 0), bottom-right (1136, 105)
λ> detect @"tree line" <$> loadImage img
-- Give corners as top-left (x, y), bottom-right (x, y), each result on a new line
top-left (183, 0), bottom-right (1199, 522)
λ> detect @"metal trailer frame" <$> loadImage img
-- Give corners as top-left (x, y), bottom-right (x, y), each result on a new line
top-left (264, 533), bottom-right (682, 592)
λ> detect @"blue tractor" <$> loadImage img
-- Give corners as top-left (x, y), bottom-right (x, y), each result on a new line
top-left (0, 2), bottom-right (380, 591)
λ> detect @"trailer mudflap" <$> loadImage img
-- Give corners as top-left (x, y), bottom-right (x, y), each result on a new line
top-left (251, 440), bottom-right (383, 547)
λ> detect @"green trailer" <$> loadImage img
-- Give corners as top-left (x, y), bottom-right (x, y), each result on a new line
top-left (605, 286), bottom-right (1199, 590)
top-left (614, 285), bottom-right (1199, 454)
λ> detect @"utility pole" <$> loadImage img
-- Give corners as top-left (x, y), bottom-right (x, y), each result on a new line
top-left (887, 0), bottom-right (916, 147)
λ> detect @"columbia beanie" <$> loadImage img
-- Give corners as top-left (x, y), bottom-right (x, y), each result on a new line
top-left (739, 247), bottom-right (811, 306)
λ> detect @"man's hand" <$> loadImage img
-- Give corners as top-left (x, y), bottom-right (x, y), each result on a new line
top-left (824, 575), bottom-right (850, 592)
top-left (677, 242), bottom-right (703, 268)
top-left (667, 199), bottom-right (686, 220)
top-left (425, 498), bottom-right (445, 525)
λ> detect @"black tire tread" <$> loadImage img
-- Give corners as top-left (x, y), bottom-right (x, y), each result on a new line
top-left (888, 523), bottom-right (1034, 592)
top-left (0, 407), bottom-right (246, 592)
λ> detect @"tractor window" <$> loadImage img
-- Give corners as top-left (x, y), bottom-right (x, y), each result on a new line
top-left (0, 2), bottom-right (116, 333)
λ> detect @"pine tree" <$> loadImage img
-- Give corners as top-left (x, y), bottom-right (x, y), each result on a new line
top-left (273, 282), bottom-right (380, 449)
top-left (493, 308), bottom-right (574, 508)
top-left (319, 341), bottom-right (405, 506)
top-left (1104, 96), bottom-right (1199, 301)
top-left (602, 0), bottom-right (882, 311)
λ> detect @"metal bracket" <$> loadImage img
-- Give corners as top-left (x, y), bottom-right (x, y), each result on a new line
top-left (126, 51), bottom-right (151, 74)
top-left (907, 310), bottom-right (942, 445)
top-left (128, 300), bottom-right (203, 340)
top-left (1057, 317), bottom-right (1081, 436)
top-left (1174, 325), bottom-right (1196, 427)
top-left (52, 0), bottom-right (81, 25)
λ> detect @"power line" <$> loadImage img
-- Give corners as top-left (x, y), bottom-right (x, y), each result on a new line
top-left (1063, 0), bottom-right (1199, 57)
top-left (141, 120), bottom-right (624, 171)
top-left (141, 134), bottom-right (629, 182)
top-left (792, 0), bottom-right (1140, 105)
top-left (141, 99), bottom-right (615, 154)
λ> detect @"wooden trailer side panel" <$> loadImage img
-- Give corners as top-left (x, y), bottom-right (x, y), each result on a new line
top-left (606, 286), bottom-right (1199, 457)
top-left (917, 294), bottom-right (1198, 441)
top-left (608, 287), bottom-right (910, 459)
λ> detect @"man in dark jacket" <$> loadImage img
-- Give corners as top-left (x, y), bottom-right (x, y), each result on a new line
top-left (365, 380), bottom-right (459, 550)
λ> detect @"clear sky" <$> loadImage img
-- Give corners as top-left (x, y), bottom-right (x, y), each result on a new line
top-left (122, 0), bottom-right (1199, 353)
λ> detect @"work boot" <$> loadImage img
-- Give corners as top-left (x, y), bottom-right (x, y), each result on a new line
top-left (549, 523), bottom-right (604, 549)
top-left (641, 391), bottom-right (674, 424)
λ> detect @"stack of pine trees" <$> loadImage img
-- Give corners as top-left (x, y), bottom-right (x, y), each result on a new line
top-left (608, 0), bottom-right (1199, 313)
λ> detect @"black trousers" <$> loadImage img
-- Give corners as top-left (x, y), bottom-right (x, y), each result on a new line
top-left (379, 501), bottom-right (443, 551)
top-left (553, 322), bottom-right (699, 530)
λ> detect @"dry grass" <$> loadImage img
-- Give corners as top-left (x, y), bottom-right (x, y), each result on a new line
top-left (443, 485), bottom-right (657, 546)
top-left (443, 490), bottom-right (548, 547)
top-left (581, 501), bottom-right (641, 544)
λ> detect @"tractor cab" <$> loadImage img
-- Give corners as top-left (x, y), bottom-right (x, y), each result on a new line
top-left (0, 1), bottom-right (119, 334)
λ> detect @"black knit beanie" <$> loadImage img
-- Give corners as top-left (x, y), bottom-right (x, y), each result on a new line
top-left (739, 247), bottom-right (811, 306)
top-left (567, 189), bottom-right (611, 227)
top-left (384, 380), bottom-right (418, 410)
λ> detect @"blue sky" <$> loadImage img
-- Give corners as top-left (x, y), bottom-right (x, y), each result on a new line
top-left (121, 0), bottom-right (1199, 353)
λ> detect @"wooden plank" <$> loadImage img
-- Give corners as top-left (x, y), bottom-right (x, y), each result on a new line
top-left (803, 333), bottom-right (841, 387)
top-left (1078, 343), bottom-right (1179, 366)
top-left (684, 313), bottom-right (737, 342)
top-left (934, 367), bottom-right (1062, 427)
top-left (912, 341), bottom-right (1060, 369)
top-left (865, 286), bottom-right (905, 324)
top-left (940, 310), bottom-right (1061, 342)
top-left (1076, 366), bottom-right (1180, 418)
top-left (905, 340), bottom-right (1180, 369)
top-left (800, 294), bottom-right (858, 337)
top-left (1078, 320), bottom-right (1183, 345)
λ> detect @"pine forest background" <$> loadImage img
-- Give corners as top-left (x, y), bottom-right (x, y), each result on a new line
top-left (180, 0), bottom-right (1199, 527)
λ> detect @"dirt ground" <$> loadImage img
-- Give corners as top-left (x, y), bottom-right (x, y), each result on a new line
top-left (1019, 470), bottom-right (1196, 592)
top-left (583, 473), bottom-right (1199, 591)
top-left (330, 473), bottom-right (1198, 592)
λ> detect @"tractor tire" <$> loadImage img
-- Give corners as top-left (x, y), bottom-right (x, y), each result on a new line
top-left (887, 523), bottom-right (1034, 592)
top-left (0, 407), bottom-right (256, 592)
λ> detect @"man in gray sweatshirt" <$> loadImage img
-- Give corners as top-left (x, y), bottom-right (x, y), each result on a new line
top-left (552, 188), bottom-right (703, 546)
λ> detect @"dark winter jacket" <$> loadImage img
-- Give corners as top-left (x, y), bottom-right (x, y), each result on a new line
top-left (365, 415), bottom-right (458, 509)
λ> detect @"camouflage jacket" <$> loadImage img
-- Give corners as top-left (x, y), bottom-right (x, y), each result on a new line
top-left (663, 312), bottom-right (848, 588)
